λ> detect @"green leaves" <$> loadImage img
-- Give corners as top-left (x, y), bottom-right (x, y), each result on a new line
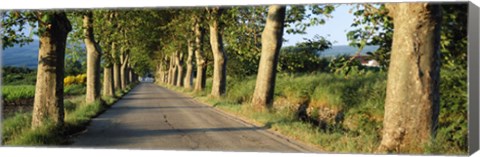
top-left (284, 4), bottom-right (335, 35)
top-left (346, 4), bottom-right (392, 70)
top-left (278, 35), bottom-right (331, 73)
top-left (1, 11), bottom-right (38, 49)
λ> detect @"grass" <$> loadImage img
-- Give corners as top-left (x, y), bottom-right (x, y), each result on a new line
top-left (2, 84), bottom-right (87, 103)
top-left (2, 85), bottom-right (36, 102)
top-left (159, 71), bottom-right (467, 155)
top-left (1, 82), bottom-right (138, 145)
top-left (64, 84), bottom-right (86, 96)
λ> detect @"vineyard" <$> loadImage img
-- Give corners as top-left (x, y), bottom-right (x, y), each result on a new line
top-left (1, 68), bottom-right (87, 118)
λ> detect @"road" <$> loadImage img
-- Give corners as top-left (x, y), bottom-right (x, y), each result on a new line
top-left (70, 82), bottom-right (319, 153)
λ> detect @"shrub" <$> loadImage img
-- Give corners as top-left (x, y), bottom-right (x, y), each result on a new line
top-left (75, 74), bottom-right (87, 84)
top-left (1, 66), bottom-right (37, 85)
top-left (64, 76), bottom-right (76, 86)
top-left (64, 74), bottom-right (87, 86)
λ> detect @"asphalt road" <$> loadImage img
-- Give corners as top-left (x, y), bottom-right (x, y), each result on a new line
top-left (70, 82), bottom-right (320, 153)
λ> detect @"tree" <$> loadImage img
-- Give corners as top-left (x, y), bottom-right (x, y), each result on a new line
top-left (175, 50), bottom-right (184, 86)
top-left (102, 44), bottom-right (115, 97)
top-left (377, 3), bottom-right (442, 153)
top-left (83, 11), bottom-right (102, 104)
top-left (193, 15), bottom-right (207, 92)
top-left (184, 39), bottom-right (195, 89)
top-left (2, 11), bottom-right (72, 128)
top-left (33, 12), bottom-right (72, 128)
top-left (207, 7), bottom-right (227, 97)
top-left (251, 5), bottom-right (286, 110)
top-left (347, 4), bottom-right (393, 70)
top-left (120, 47), bottom-right (130, 90)
top-left (222, 6), bottom-right (267, 78)
top-left (113, 51), bottom-right (122, 91)
top-left (278, 35), bottom-right (331, 73)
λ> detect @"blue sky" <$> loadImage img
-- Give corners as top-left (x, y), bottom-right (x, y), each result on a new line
top-left (283, 4), bottom-right (355, 46)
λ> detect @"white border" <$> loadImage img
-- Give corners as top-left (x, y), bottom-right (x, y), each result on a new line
top-left (0, 0), bottom-right (477, 157)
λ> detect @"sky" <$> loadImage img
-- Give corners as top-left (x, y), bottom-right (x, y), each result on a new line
top-left (283, 4), bottom-right (355, 47)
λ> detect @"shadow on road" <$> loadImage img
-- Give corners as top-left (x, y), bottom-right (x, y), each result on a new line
top-left (121, 97), bottom-right (190, 100)
top-left (113, 105), bottom-right (212, 110)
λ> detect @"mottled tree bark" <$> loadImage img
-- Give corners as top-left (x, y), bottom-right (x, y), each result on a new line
top-left (83, 12), bottom-right (102, 104)
top-left (112, 43), bottom-right (121, 92)
top-left (184, 39), bottom-right (194, 89)
top-left (175, 51), bottom-right (184, 87)
top-left (194, 19), bottom-right (207, 92)
top-left (172, 55), bottom-right (178, 86)
top-left (208, 7), bottom-right (227, 97)
top-left (377, 3), bottom-right (441, 153)
top-left (103, 42), bottom-right (116, 97)
top-left (113, 61), bottom-right (121, 91)
top-left (251, 5), bottom-right (286, 110)
top-left (120, 52), bottom-right (129, 90)
top-left (168, 54), bottom-right (175, 85)
top-left (31, 12), bottom-right (71, 128)
top-left (163, 56), bottom-right (169, 83)
top-left (103, 66), bottom-right (114, 97)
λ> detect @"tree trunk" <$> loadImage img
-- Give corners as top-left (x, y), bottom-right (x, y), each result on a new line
top-left (184, 39), bottom-right (194, 89)
top-left (113, 61), bottom-right (121, 91)
top-left (163, 58), bottom-right (168, 83)
top-left (167, 55), bottom-right (174, 85)
top-left (125, 66), bottom-right (130, 85)
top-left (129, 65), bottom-right (134, 84)
top-left (120, 52), bottom-right (129, 90)
top-left (251, 5), bottom-right (286, 110)
top-left (175, 51), bottom-right (184, 87)
top-left (167, 60), bottom-right (171, 84)
top-left (83, 12), bottom-right (102, 104)
top-left (31, 12), bottom-right (71, 129)
top-left (156, 62), bottom-right (164, 84)
top-left (377, 3), bottom-right (441, 153)
top-left (194, 19), bottom-right (207, 92)
top-left (103, 66), bottom-right (114, 97)
top-left (112, 43), bottom-right (121, 92)
top-left (209, 8), bottom-right (227, 97)
top-left (172, 54), bottom-right (178, 86)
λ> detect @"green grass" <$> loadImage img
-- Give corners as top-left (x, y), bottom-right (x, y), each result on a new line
top-left (1, 112), bottom-right (32, 143)
top-left (2, 84), bottom-right (87, 103)
top-left (1, 82), bottom-right (138, 145)
top-left (2, 85), bottom-right (36, 102)
top-left (159, 71), bottom-right (466, 155)
top-left (64, 84), bottom-right (86, 96)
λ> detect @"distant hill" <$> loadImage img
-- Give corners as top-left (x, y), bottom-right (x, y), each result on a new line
top-left (2, 41), bottom-right (379, 68)
top-left (320, 45), bottom-right (379, 57)
top-left (2, 40), bottom-right (85, 69)
top-left (2, 40), bottom-right (39, 68)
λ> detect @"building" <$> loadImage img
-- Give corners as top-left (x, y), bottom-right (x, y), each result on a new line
top-left (352, 55), bottom-right (380, 67)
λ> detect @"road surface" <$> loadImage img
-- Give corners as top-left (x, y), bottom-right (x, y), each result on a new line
top-left (70, 82), bottom-right (319, 153)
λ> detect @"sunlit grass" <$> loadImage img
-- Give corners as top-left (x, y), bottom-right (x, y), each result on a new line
top-left (1, 82), bottom-right (137, 145)
top-left (159, 72), bottom-right (466, 155)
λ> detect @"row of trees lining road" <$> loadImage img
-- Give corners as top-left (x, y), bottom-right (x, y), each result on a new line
top-left (152, 3), bottom-right (443, 153)
top-left (1, 2), bottom-right (467, 153)
top-left (2, 10), bottom-right (142, 129)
